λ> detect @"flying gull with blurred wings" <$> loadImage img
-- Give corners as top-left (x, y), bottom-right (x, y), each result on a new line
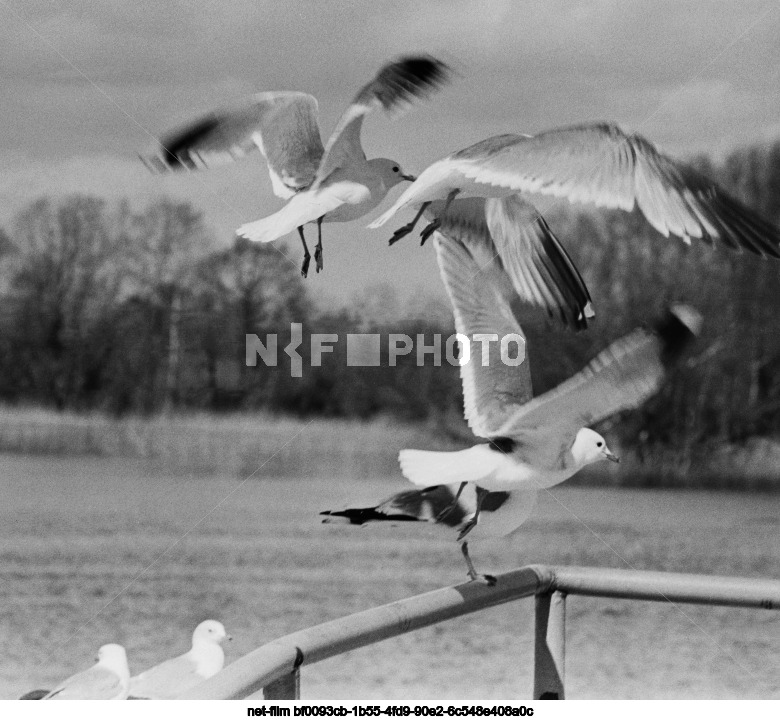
top-left (129, 620), bottom-right (229, 699)
top-left (370, 123), bottom-right (780, 260)
top-left (42, 643), bottom-right (130, 700)
top-left (422, 196), bottom-right (594, 329)
top-left (141, 56), bottom-right (451, 277)
top-left (326, 230), bottom-right (701, 583)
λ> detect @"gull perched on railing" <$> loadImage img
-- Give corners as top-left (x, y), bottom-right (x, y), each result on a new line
top-left (141, 56), bottom-right (451, 277)
top-left (42, 643), bottom-right (130, 700)
top-left (370, 123), bottom-right (780, 259)
top-left (129, 620), bottom-right (230, 699)
top-left (325, 232), bottom-right (701, 584)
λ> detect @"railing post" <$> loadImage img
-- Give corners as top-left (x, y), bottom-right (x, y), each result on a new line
top-left (533, 591), bottom-right (566, 700)
top-left (262, 667), bottom-right (300, 700)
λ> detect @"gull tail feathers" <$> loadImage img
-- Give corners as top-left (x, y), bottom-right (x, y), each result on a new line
top-left (368, 201), bottom-right (405, 229)
top-left (399, 446), bottom-right (497, 488)
top-left (236, 206), bottom-right (300, 244)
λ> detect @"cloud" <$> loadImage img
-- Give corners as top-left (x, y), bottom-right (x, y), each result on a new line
top-left (0, 1), bottom-right (777, 302)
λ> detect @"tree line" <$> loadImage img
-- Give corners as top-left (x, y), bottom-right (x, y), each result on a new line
top-left (0, 140), bottom-right (778, 459)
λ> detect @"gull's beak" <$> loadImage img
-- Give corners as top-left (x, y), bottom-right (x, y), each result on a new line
top-left (401, 173), bottom-right (416, 182)
top-left (604, 449), bottom-right (620, 463)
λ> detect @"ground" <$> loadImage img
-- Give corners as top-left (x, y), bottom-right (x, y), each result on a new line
top-left (0, 453), bottom-right (778, 699)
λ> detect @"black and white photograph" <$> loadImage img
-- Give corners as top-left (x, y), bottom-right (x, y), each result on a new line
top-left (0, 0), bottom-right (778, 709)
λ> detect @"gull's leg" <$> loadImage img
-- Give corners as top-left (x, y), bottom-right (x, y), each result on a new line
top-left (419, 189), bottom-right (460, 245)
top-left (435, 481), bottom-right (468, 522)
top-left (461, 541), bottom-right (497, 586)
top-left (314, 216), bottom-right (325, 273)
top-left (298, 227), bottom-right (311, 278)
top-left (456, 486), bottom-right (489, 542)
top-left (388, 202), bottom-right (430, 246)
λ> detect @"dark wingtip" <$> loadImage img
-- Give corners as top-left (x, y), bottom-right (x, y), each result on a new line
top-left (320, 508), bottom-right (379, 525)
top-left (535, 216), bottom-right (594, 331)
top-left (19, 690), bottom-right (50, 700)
top-left (372, 55), bottom-right (454, 109)
top-left (655, 304), bottom-right (702, 363)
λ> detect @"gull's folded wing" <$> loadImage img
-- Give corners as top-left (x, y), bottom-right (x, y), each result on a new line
top-left (44, 667), bottom-right (123, 700)
top-left (130, 655), bottom-right (200, 699)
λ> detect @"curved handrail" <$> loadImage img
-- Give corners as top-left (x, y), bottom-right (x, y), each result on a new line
top-left (182, 564), bottom-right (780, 700)
top-left (183, 566), bottom-right (550, 699)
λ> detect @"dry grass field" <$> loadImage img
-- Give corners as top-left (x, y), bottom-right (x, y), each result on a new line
top-left (1, 450), bottom-right (778, 700)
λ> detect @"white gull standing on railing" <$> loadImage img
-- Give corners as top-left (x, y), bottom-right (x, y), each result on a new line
top-left (129, 620), bottom-right (230, 699)
top-left (42, 643), bottom-right (130, 700)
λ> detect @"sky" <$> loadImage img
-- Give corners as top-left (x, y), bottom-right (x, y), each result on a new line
top-left (1, 0), bottom-right (779, 309)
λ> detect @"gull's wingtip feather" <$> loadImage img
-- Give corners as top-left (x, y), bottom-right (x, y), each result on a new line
top-left (668, 303), bottom-right (703, 336)
top-left (355, 55), bottom-right (455, 115)
top-left (138, 153), bottom-right (170, 174)
top-left (655, 304), bottom-right (702, 363)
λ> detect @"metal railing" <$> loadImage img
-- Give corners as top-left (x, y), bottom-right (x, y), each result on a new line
top-left (181, 564), bottom-right (780, 700)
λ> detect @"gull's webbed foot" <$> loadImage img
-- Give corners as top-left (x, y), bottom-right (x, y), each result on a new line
top-left (388, 223), bottom-right (416, 246)
top-left (419, 218), bottom-right (441, 245)
top-left (314, 243), bottom-right (324, 273)
top-left (300, 252), bottom-right (311, 278)
top-left (460, 541), bottom-right (495, 585)
top-left (388, 202), bottom-right (431, 246)
top-left (467, 571), bottom-right (497, 586)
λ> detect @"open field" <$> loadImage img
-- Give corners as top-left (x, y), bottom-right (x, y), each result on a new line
top-left (0, 452), bottom-right (778, 700)
top-left (0, 407), bottom-right (779, 490)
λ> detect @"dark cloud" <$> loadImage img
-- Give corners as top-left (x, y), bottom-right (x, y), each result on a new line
top-left (0, 1), bottom-right (778, 302)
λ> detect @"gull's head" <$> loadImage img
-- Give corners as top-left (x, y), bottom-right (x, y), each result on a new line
top-left (572, 428), bottom-right (619, 467)
top-left (370, 158), bottom-right (416, 188)
top-left (192, 620), bottom-right (230, 646)
top-left (96, 644), bottom-right (129, 673)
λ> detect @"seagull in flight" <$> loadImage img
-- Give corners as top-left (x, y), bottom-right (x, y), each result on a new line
top-left (370, 123), bottom-right (780, 260)
top-left (129, 620), bottom-right (230, 699)
top-left (141, 56), bottom-right (452, 277)
top-left (381, 230), bottom-right (699, 583)
top-left (422, 196), bottom-right (594, 329)
top-left (43, 644), bottom-right (130, 700)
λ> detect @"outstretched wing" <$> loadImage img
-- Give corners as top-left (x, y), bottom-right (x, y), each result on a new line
top-left (312, 55), bottom-right (452, 188)
top-left (433, 229), bottom-right (533, 438)
top-left (141, 92), bottom-right (324, 198)
top-left (451, 123), bottom-right (780, 258)
top-left (495, 305), bottom-right (702, 466)
top-left (429, 196), bottom-right (593, 330)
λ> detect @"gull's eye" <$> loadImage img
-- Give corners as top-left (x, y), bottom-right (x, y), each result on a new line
top-left (597, 441), bottom-right (603, 448)
top-left (392, 166), bottom-right (399, 172)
